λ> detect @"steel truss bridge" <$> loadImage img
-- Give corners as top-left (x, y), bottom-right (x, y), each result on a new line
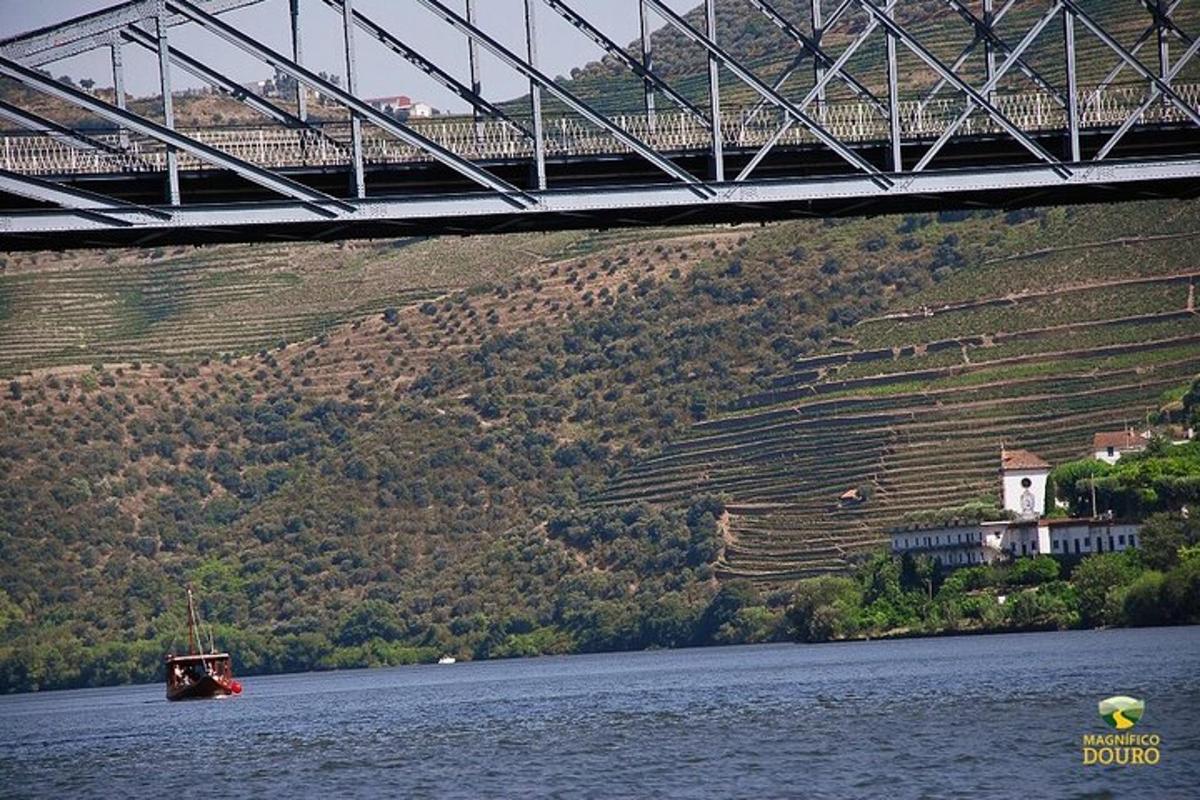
top-left (0, 0), bottom-right (1199, 251)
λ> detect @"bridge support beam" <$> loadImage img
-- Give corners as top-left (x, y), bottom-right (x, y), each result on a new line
top-left (639, 0), bottom-right (656, 132)
top-left (885, 2), bottom-right (902, 172)
top-left (290, 0), bottom-right (307, 122)
top-left (154, 1), bottom-right (180, 205)
top-left (1064, 9), bottom-right (1080, 162)
top-left (810, 0), bottom-right (825, 120)
top-left (466, 0), bottom-right (483, 144)
top-left (342, 0), bottom-right (365, 199)
top-left (524, 0), bottom-right (547, 191)
top-left (705, 0), bottom-right (724, 182)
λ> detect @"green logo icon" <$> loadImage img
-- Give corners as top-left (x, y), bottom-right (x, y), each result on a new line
top-left (1099, 696), bottom-right (1145, 730)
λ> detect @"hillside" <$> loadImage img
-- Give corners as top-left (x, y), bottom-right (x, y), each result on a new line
top-left (3, 1), bottom-right (1200, 693)
top-left (2, 197), bottom-right (1198, 692)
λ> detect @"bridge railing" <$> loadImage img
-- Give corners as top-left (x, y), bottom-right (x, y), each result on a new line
top-left (2, 84), bottom-right (1197, 177)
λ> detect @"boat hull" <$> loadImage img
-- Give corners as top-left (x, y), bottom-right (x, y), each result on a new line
top-left (166, 674), bottom-right (235, 701)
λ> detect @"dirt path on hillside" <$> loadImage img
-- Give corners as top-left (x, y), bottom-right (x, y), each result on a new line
top-left (860, 270), bottom-right (1200, 324)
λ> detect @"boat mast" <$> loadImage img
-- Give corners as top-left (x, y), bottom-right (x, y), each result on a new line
top-left (186, 587), bottom-right (199, 656)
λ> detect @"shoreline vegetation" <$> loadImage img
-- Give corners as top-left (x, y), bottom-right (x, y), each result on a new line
top-left (2, 510), bottom-right (1196, 695)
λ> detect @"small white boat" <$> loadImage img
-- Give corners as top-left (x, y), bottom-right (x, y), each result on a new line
top-left (437, 655), bottom-right (456, 665)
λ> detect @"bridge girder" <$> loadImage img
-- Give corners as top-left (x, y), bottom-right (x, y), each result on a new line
top-left (0, 0), bottom-right (1197, 251)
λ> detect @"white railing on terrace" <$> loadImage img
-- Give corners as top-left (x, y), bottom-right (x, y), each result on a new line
top-left (2, 84), bottom-right (1198, 177)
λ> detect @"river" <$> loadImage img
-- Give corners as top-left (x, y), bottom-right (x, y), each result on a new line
top-left (2, 627), bottom-right (1198, 798)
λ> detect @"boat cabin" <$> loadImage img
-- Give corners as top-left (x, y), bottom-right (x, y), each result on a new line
top-left (166, 652), bottom-right (233, 690)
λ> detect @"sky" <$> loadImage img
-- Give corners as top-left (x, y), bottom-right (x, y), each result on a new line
top-left (0, 0), bottom-right (697, 113)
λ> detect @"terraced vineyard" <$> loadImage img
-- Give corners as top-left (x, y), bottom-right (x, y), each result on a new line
top-left (599, 240), bottom-right (1200, 586)
top-left (0, 227), bottom-right (702, 379)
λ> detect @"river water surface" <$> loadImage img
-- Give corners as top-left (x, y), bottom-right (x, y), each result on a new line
top-left (2, 627), bottom-right (1199, 799)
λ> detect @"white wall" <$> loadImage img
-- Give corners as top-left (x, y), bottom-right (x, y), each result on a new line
top-left (1002, 469), bottom-right (1049, 519)
top-left (1048, 522), bottom-right (1140, 556)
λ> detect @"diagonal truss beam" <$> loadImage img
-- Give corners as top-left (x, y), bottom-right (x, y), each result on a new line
top-left (413, 0), bottom-right (713, 197)
top-left (1084, 0), bottom-right (1185, 114)
top-left (541, 0), bottom-right (711, 128)
top-left (0, 0), bottom-right (262, 66)
top-left (860, 0), bottom-right (1070, 177)
top-left (1139, 0), bottom-right (1194, 46)
top-left (942, 0), bottom-right (1066, 108)
top-left (918, 0), bottom-right (1019, 111)
top-left (120, 23), bottom-right (344, 152)
top-left (1096, 31), bottom-right (1200, 160)
top-left (0, 168), bottom-right (169, 226)
top-left (0, 99), bottom-right (147, 167)
top-left (317, 0), bottom-right (534, 140)
top-left (1062, 0), bottom-right (1200, 130)
top-left (743, 0), bottom-right (886, 114)
top-left (736, 0), bottom-right (897, 181)
top-left (166, 0), bottom-right (535, 206)
top-left (0, 54), bottom-right (350, 215)
top-left (644, 0), bottom-right (889, 186)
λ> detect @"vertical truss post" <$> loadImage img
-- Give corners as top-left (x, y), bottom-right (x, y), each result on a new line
top-left (1064, 7), bottom-right (1080, 162)
top-left (639, 0), bottom-right (657, 132)
top-left (342, 0), bottom-right (365, 198)
top-left (290, 0), bottom-right (307, 121)
top-left (154, 1), bottom-right (180, 205)
top-left (705, 0), bottom-right (724, 182)
top-left (110, 39), bottom-right (129, 148)
top-left (810, 0), bottom-right (825, 120)
top-left (466, 0), bottom-right (484, 144)
top-left (1156, 0), bottom-right (1171, 79)
top-left (886, 3), bottom-right (902, 171)
top-left (524, 0), bottom-right (547, 190)
top-left (983, 0), bottom-right (996, 104)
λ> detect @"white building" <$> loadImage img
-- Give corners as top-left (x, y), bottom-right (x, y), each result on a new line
top-left (1093, 430), bottom-right (1147, 465)
top-left (889, 521), bottom-right (1010, 567)
top-left (889, 520), bottom-right (1053, 566)
top-left (1000, 448), bottom-right (1051, 520)
top-left (888, 446), bottom-right (1141, 568)
top-left (1046, 519), bottom-right (1140, 556)
top-left (409, 102), bottom-right (434, 118)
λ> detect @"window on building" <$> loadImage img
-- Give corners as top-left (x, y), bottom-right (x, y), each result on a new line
top-left (1053, 540), bottom-right (1060, 551)
top-left (1107, 446), bottom-right (1115, 457)
top-left (1119, 535), bottom-right (1126, 546)
top-left (1109, 536), bottom-right (1115, 551)
top-left (1074, 539), bottom-right (1081, 554)
top-left (1096, 537), bottom-right (1103, 553)
top-left (1130, 533), bottom-right (1137, 547)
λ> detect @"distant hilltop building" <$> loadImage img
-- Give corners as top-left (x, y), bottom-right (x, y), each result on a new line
top-left (366, 96), bottom-right (434, 119)
top-left (1093, 429), bottom-right (1147, 465)
top-left (367, 94), bottom-right (411, 111)
top-left (890, 442), bottom-right (1141, 568)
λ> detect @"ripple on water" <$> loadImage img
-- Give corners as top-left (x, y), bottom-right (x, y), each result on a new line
top-left (1, 629), bottom-right (1199, 799)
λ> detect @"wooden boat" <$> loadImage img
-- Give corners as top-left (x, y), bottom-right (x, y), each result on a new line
top-left (165, 588), bottom-right (242, 701)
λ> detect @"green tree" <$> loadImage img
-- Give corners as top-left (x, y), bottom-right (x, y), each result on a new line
top-left (788, 576), bottom-right (862, 643)
top-left (1071, 553), bottom-right (1141, 627)
top-left (696, 580), bottom-right (759, 644)
top-left (1007, 555), bottom-right (1060, 586)
top-left (336, 600), bottom-right (404, 647)
top-left (1138, 512), bottom-right (1200, 571)
top-left (1122, 571), bottom-right (1167, 627)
